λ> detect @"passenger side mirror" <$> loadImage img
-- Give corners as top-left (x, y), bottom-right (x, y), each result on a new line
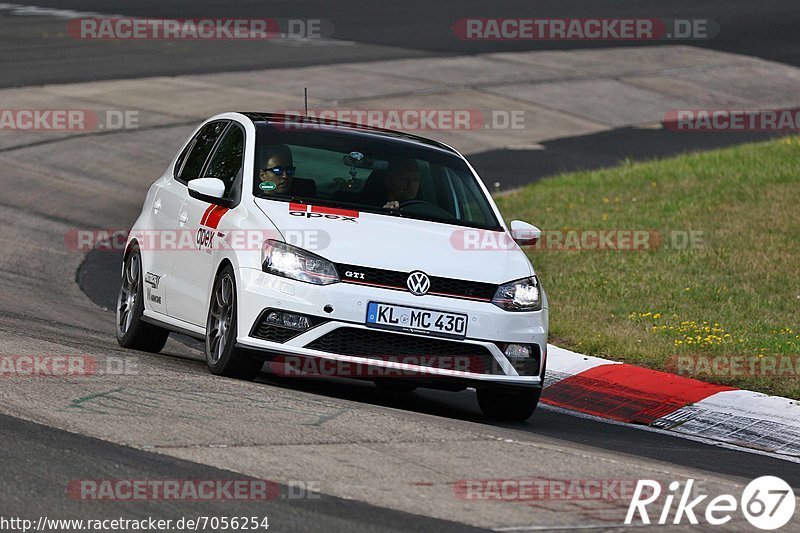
top-left (188, 178), bottom-right (231, 207)
top-left (510, 220), bottom-right (541, 246)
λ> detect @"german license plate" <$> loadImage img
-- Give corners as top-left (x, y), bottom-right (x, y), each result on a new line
top-left (365, 302), bottom-right (468, 339)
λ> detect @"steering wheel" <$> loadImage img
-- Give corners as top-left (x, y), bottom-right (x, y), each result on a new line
top-left (398, 200), bottom-right (431, 209)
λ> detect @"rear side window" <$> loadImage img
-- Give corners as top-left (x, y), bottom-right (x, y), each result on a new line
top-left (204, 124), bottom-right (244, 197)
top-left (175, 121), bottom-right (228, 183)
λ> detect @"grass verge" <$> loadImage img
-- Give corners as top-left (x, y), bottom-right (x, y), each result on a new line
top-left (495, 137), bottom-right (800, 398)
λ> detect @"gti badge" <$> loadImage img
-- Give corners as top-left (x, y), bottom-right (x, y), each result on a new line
top-left (406, 271), bottom-right (430, 296)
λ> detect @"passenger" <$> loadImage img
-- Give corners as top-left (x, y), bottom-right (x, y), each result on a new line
top-left (258, 145), bottom-right (295, 195)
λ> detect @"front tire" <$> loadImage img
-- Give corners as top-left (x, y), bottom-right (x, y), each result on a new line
top-left (116, 248), bottom-right (169, 352)
top-left (205, 265), bottom-right (262, 380)
top-left (477, 386), bottom-right (541, 421)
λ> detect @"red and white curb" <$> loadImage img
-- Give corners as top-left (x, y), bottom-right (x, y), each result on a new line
top-left (543, 345), bottom-right (800, 459)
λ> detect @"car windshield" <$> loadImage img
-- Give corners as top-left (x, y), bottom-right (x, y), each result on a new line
top-left (253, 124), bottom-right (502, 230)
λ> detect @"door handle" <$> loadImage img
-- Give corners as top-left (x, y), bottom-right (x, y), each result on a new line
top-left (153, 198), bottom-right (162, 214)
top-left (178, 212), bottom-right (188, 226)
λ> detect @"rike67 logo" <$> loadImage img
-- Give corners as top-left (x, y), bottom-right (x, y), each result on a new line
top-left (626, 477), bottom-right (796, 530)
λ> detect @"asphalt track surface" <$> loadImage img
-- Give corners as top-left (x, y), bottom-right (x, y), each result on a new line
top-left (0, 0), bottom-right (799, 87)
top-left (1, 413), bottom-right (481, 532)
top-left (1, 2), bottom-right (800, 532)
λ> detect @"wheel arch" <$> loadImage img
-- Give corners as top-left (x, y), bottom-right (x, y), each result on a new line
top-left (123, 238), bottom-right (139, 258)
top-left (121, 239), bottom-right (140, 274)
top-left (209, 257), bottom-right (243, 341)
top-left (214, 257), bottom-right (234, 280)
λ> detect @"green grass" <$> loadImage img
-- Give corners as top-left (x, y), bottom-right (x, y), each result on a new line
top-left (495, 137), bottom-right (800, 398)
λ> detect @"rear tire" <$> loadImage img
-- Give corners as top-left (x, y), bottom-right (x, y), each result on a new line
top-left (205, 265), bottom-right (263, 381)
top-left (116, 248), bottom-right (169, 352)
top-left (477, 386), bottom-right (541, 421)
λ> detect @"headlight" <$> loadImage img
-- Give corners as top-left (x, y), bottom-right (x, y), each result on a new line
top-left (492, 276), bottom-right (542, 311)
top-left (261, 239), bottom-right (339, 285)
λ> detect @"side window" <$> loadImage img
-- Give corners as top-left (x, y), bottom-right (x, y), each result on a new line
top-left (204, 124), bottom-right (244, 197)
top-left (443, 169), bottom-right (490, 225)
top-left (175, 121), bottom-right (228, 183)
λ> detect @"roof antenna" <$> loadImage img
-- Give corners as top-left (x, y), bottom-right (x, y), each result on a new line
top-left (304, 87), bottom-right (308, 116)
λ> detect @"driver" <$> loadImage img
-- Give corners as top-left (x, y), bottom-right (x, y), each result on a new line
top-left (258, 145), bottom-right (295, 195)
top-left (382, 158), bottom-right (421, 209)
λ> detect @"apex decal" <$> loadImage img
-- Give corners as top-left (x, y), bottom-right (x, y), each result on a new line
top-left (289, 203), bottom-right (359, 223)
top-left (196, 228), bottom-right (215, 252)
top-left (196, 204), bottom-right (230, 253)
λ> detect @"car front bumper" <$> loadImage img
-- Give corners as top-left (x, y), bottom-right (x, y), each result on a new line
top-left (234, 268), bottom-right (548, 387)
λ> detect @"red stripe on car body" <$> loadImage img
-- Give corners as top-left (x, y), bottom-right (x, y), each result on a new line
top-left (201, 204), bottom-right (216, 226)
top-left (204, 206), bottom-right (229, 229)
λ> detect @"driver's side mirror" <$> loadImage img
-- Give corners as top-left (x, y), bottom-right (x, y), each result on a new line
top-left (510, 220), bottom-right (541, 246)
top-left (188, 177), bottom-right (231, 207)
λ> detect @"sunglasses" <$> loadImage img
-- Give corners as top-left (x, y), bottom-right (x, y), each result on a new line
top-left (261, 166), bottom-right (296, 177)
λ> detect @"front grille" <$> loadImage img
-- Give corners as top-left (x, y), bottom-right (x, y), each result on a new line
top-left (336, 263), bottom-right (497, 302)
top-left (305, 327), bottom-right (503, 375)
top-left (429, 275), bottom-right (496, 301)
top-left (250, 310), bottom-right (329, 343)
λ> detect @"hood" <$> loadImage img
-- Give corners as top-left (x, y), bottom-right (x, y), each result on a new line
top-left (255, 198), bottom-right (533, 284)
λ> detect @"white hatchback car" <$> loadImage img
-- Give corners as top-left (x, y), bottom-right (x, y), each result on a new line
top-left (117, 112), bottom-right (548, 420)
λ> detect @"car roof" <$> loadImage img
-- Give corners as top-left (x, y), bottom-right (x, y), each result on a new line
top-left (239, 112), bottom-right (459, 155)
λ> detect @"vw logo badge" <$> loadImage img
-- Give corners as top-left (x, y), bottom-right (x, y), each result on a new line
top-left (407, 271), bottom-right (430, 296)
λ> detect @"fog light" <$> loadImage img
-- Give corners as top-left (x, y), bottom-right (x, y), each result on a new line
top-left (266, 311), bottom-right (283, 325)
top-left (282, 313), bottom-right (311, 330)
top-left (264, 310), bottom-right (311, 330)
top-left (504, 344), bottom-right (531, 359)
